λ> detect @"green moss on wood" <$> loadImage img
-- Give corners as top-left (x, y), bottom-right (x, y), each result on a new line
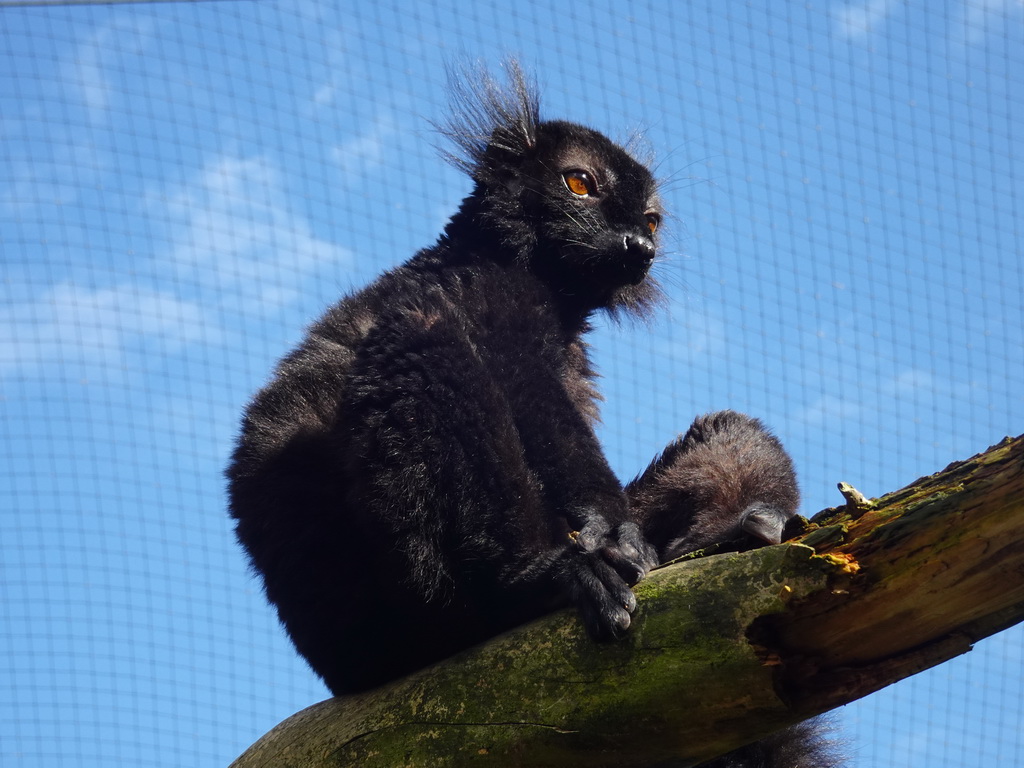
top-left (232, 435), bottom-right (1024, 768)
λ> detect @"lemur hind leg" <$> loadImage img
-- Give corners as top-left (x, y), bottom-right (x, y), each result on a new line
top-left (626, 410), bottom-right (799, 561)
top-left (628, 411), bottom-right (844, 768)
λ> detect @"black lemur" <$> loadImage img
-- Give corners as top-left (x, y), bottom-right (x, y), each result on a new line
top-left (227, 63), bottom-right (840, 767)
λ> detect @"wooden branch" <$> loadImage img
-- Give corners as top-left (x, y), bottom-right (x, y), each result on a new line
top-left (232, 435), bottom-right (1024, 768)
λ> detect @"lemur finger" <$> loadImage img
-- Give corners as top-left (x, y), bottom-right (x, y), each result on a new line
top-left (569, 557), bottom-right (634, 639)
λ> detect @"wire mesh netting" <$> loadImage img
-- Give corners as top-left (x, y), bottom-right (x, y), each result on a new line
top-left (1, 1), bottom-right (1022, 766)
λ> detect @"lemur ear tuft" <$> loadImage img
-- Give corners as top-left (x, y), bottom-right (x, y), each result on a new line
top-left (435, 58), bottom-right (541, 181)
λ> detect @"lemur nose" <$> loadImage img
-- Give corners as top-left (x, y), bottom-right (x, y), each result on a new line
top-left (623, 233), bottom-right (656, 264)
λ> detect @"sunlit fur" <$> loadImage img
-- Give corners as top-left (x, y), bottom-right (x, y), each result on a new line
top-left (227, 62), bottom-right (841, 767)
top-left (228, 61), bottom-right (664, 694)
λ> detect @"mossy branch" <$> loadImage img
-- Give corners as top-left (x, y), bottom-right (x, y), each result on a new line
top-left (232, 435), bottom-right (1024, 767)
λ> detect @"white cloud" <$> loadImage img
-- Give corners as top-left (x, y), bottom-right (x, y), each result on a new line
top-left (312, 82), bottom-right (337, 107)
top-left (0, 282), bottom-right (208, 379)
top-left (64, 16), bottom-right (153, 124)
top-left (796, 367), bottom-right (935, 426)
top-left (797, 391), bottom-right (866, 427)
top-left (834, 0), bottom-right (902, 40)
top-left (888, 368), bottom-right (934, 395)
top-left (331, 113), bottom-right (397, 177)
top-left (2, 152), bottom-right (351, 380)
top-left (955, 0), bottom-right (1024, 45)
top-left (835, 0), bottom-right (1023, 43)
top-left (300, 26), bottom-right (349, 115)
top-left (157, 154), bottom-right (350, 307)
top-left (673, 302), bottom-right (727, 357)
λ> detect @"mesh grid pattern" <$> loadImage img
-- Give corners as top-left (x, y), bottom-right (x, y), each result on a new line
top-left (2, 1), bottom-right (1021, 765)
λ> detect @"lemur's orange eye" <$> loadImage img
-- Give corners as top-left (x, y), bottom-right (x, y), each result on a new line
top-left (563, 171), bottom-right (595, 197)
top-left (646, 212), bottom-right (661, 235)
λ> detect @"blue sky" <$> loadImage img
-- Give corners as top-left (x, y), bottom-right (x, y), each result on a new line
top-left (1, 0), bottom-right (1022, 765)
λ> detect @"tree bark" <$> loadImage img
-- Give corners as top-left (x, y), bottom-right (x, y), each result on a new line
top-left (232, 435), bottom-right (1024, 768)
